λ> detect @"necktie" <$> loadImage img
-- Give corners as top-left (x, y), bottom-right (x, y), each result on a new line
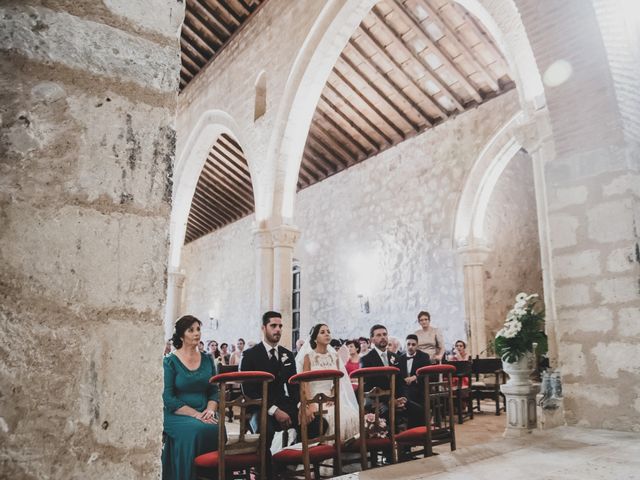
top-left (270, 348), bottom-right (279, 370)
top-left (381, 352), bottom-right (388, 366)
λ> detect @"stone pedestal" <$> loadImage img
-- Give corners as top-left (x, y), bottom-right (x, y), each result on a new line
top-left (501, 354), bottom-right (539, 437)
top-left (536, 395), bottom-right (566, 430)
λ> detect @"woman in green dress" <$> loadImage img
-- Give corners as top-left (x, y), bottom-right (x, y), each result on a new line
top-left (162, 315), bottom-right (221, 480)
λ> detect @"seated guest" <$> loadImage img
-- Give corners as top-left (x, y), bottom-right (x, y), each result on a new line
top-left (162, 315), bottom-right (221, 480)
top-left (360, 324), bottom-right (407, 412)
top-left (229, 338), bottom-right (245, 365)
top-left (219, 343), bottom-right (230, 365)
top-left (344, 339), bottom-right (361, 390)
top-left (448, 340), bottom-right (471, 361)
top-left (398, 334), bottom-right (431, 427)
top-left (239, 312), bottom-right (299, 459)
top-left (388, 336), bottom-right (402, 355)
top-left (358, 336), bottom-right (370, 357)
top-left (207, 340), bottom-right (220, 362)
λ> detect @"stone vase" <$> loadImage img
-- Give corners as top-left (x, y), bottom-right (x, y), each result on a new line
top-left (501, 352), bottom-right (539, 437)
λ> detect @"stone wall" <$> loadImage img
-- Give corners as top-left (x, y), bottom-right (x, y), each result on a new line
top-left (483, 151), bottom-right (544, 341)
top-left (180, 91), bottom-right (521, 349)
top-left (180, 215), bottom-right (258, 345)
top-left (0, 1), bottom-right (181, 477)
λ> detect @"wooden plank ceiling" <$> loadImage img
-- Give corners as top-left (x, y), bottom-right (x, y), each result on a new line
top-left (180, 0), bottom-right (266, 91)
top-left (184, 134), bottom-right (254, 243)
top-left (182, 0), bottom-right (514, 243)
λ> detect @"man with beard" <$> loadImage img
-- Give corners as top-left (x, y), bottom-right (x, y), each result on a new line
top-left (360, 324), bottom-right (407, 414)
top-left (239, 311), bottom-right (299, 455)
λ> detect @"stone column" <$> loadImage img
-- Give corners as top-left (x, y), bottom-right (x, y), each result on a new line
top-left (253, 227), bottom-right (274, 320)
top-left (271, 225), bottom-right (300, 349)
top-left (458, 244), bottom-right (491, 357)
top-left (501, 354), bottom-right (539, 437)
top-left (164, 269), bottom-right (186, 339)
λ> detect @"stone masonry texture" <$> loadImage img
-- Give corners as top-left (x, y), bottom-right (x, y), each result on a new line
top-left (0, 1), bottom-right (182, 478)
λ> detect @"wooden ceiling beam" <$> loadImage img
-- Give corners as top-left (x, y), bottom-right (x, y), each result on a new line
top-left (202, 159), bottom-right (254, 201)
top-left (384, 1), bottom-right (482, 103)
top-left (185, 215), bottom-right (210, 238)
top-left (192, 187), bottom-right (236, 221)
top-left (198, 169), bottom-right (255, 212)
top-left (452, 2), bottom-right (510, 75)
top-left (318, 95), bottom-right (382, 151)
top-left (192, 0), bottom-right (233, 38)
top-left (308, 125), bottom-right (356, 168)
top-left (415, 0), bottom-right (499, 91)
top-left (187, 208), bottom-right (219, 235)
top-left (301, 154), bottom-right (330, 178)
top-left (346, 39), bottom-right (433, 129)
top-left (304, 142), bottom-right (340, 173)
top-left (210, 147), bottom-right (253, 189)
top-left (218, 134), bottom-right (246, 161)
top-left (332, 67), bottom-right (407, 139)
top-left (182, 22), bottom-right (218, 55)
top-left (356, 26), bottom-right (448, 119)
top-left (194, 169), bottom-right (253, 212)
top-left (180, 38), bottom-right (208, 66)
top-left (180, 63), bottom-right (197, 80)
top-left (325, 80), bottom-right (393, 146)
top-left (369, 8), bottom-right (465, 111)
top-left (340, 51), bottom-right (424, 133)
top-left (184, 9), bottom-right (226, 49)
top-left (296, 167), bottom-right (312, 187)
top-left (200, 163), bottom-right (255, 207)
top-left (180, 52), bottom-right (203, 77)
top-left (211, 0), bottom-right (243, 26)
top-left (313, 109), bottom-right (371, 157)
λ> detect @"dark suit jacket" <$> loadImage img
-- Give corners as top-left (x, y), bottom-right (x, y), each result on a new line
top-left (398, 350), bottom-right (431, 400)
top-left (239, 343), bottom-right (299, 416)
top-left (359, 348), bottom-right (401, 395)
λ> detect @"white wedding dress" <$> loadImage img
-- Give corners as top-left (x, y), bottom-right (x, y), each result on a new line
top-left (304, 350), bottom-right (360, 441)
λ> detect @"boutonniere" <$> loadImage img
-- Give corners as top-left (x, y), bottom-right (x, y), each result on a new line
top-left (281, 353), bottom-right (289, 363)
top-left (389, 356), bottom-right (398, 365)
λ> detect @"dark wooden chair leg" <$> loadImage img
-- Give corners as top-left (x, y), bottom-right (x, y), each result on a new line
top-left (313, 462), bottom-right (321, 479)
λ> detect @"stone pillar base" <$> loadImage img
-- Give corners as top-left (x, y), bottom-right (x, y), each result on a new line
top-left (536, 395), bottom-right (566, 430)
top-left (501, 382), bottom-right (540, 437)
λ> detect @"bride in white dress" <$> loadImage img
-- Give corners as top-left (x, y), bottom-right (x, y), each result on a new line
top-left (295, 324), bottom-right (360, 441)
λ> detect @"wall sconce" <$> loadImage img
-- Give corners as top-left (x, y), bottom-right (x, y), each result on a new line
top-left (357, 294), bottom-right (370, 314)
top-left (208, 310), bottom-right (219, 330)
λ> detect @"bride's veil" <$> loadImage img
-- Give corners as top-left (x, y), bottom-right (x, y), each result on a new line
top-left (295, 335), bottom-right (360, 417)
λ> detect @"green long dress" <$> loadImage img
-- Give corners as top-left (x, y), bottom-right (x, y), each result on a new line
top-left (162, 352), bottom-right (220, 480)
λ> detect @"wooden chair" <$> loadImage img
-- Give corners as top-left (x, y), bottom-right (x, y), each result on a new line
top-left (395, 364), bottom-right (456, 458)
top-left (445, 360), bottom-right (474, 424)
top-left (194, 371), bottom-right (274, 480)
top-left (471, 357), bottom-right (506, 415)
top-left (344, 366), bottom-right (400, 470)
top-left (217, 364), bottom-right (241, 422)
top-left (272, 369), bottom-right (344, 480)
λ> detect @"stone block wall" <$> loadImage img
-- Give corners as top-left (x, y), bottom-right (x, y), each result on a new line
top-left (483, 151), bottom-right (544, 341)
top-left (0, 1), bottom-right (181, 477)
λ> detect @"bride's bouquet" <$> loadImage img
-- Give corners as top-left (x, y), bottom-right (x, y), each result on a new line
top-left (364, 413), bottom-right (388, 439)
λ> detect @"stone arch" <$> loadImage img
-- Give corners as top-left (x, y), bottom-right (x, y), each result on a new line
top-left (166, 109), bottom-right (247, 338)
top-left (454, 111), bottom-right (526, 247)
top-left (270, 0), bottom-right (545, 228)
top-left (254, 70), bottom-right (267, 121)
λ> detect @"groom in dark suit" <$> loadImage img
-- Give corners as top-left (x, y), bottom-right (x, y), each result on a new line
top-left (360, 324), bottom-right (407, 412)
top-left (240, 311), bottom-right (299, 451)
top-left (398, 334), bottom-right (431, 427)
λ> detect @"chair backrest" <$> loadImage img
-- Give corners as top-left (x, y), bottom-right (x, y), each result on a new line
top-left (289, 369), bottom-right (344, 478)
top-left (472, 357), bottom-right (504, 379)
top-left (350, 366), bottom-right (400, 467)
top-left (416, 364), bottom-right (456, 455)
top-left (211, 371), bottom-right (274, 480)
top-left (217, 364), bottom-right (239, 374)
top-left (445, 360), bottom-right (472, 386)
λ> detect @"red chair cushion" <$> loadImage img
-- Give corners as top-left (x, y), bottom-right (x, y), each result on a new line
top-left (416, 364), bottom-right (456, 376)
top-left (289, 369), bottom-right (343, 384)
top-left (194, 451), bottom-right (259, 469)
top-left (210, 371), bottom-right (275, 384)
top-left (343, 437), bottom-right (391, 451)
top-left (395, 426), bottom-right (429, 444)
top-left (349, 366), bottom-right (401, 378)
top-left (272, 444), bottom-right (337, 464)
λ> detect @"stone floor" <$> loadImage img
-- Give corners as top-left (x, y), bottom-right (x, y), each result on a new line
top-left (334, 424), bottom-right (640, 480)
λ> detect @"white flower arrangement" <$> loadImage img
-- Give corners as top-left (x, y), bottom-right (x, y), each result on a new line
top-left (494, 292), bottom-right (547, 363)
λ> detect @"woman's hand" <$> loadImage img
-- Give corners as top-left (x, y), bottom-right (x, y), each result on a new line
top-left (196, 409), bottom-right (218, 424)
top-left (299, 404), bottom-right (316, 425)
